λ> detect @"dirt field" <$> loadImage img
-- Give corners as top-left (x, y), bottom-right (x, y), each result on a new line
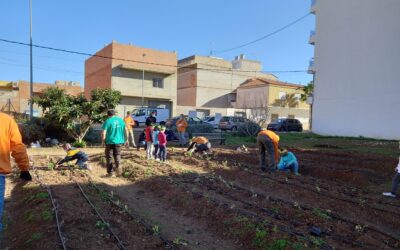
top-left (3, 143), bottom-right (400, 250)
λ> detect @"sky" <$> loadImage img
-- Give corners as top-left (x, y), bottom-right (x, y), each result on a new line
top-left (0, 0), bottom-right (315, 86)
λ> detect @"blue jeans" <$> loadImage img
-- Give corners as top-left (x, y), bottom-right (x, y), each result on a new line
top-left (278, 162), bottom-right (299, 174)
top-left (159, 145), bottom-right (167, 161)
top-left (178, 132), bottom-right (186, 146)
top-left (153, 144), bottom-right (159, 159)
top-left (0, 176), bottom-right (5, 231)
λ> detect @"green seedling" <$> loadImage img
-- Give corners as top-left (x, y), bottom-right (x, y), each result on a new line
top-left (312, 208), bottom-right (331, 220)
top-left (310, 236), bottom-right (325, 247)
top-left (268, 239), bottom-right (289, 250)
top-left (292, 241), bottom-right (305, 250)
top-left (173, 236), bottom-right (188, 246)
top-left (47, 162), bottom-right (55, 170)
top-left (25, 211), bottom-right (35, 222)
top-left (252, 229), bottom-right (268, 248)
top-left (95, 221), bottom-right (108, 230)
top-left (152, 225), bottom-right (160, 235)
top-left (35, 192), bottom-right (49, 199)
top-left (42, 210), bottom-right (53, 221)
top-left (25, 232), bottom-right (44, 244)
top-left (123, 171), bottom-right (131, 178)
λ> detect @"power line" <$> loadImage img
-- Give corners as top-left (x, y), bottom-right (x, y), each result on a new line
top-left (214, 13), bottom-right (312, 54)
top-left (0, 38), bottom-right (307, 74)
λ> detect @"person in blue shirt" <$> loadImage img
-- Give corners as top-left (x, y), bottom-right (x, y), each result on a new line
top-left (277, 148), bottom-right (299, 175)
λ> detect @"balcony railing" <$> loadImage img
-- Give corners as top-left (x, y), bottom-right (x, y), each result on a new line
top-left (309, 30), bottom-right (316, 45)
top-left (311, 0), bottom-right (316, 14)
top-left (308, 58), bottom-right (315, 74)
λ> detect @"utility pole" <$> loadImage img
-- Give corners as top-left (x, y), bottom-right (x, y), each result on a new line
top-left (141, 53), bottom-right (146, 107)
top-left (29, 0), bottom-right (34, 119)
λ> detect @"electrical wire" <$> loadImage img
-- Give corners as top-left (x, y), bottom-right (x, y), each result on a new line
top-left (0, 38), bottom-right (307, 74)
top-left (213, 13), bottom-right (312, 54)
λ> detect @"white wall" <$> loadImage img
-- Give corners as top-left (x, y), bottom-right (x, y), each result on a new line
top-left (312, 0), bottom-right (400, 140)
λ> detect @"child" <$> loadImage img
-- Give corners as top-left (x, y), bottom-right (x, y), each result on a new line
top-left (145, 121), bottom-right (154, 160)
top-left (158, 126), bottom-right (168, 162)
top-left (153, 125), bottom-right (160, 160)
top-left (277, 148), bottom-right (299, 175)
top-left (57, 143), bottom-right (91, 170)
top-left (382, 142), bottom-right (400, 198)
top-left (137, 129), bottom-right (147, 151)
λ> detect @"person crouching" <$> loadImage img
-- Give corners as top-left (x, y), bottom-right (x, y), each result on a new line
top-left (277, 148), bottom-right (299, 175)
top-left (187, 136), bottom-right (211, 155)
top-left (58, 143), bottom-right (91, 170)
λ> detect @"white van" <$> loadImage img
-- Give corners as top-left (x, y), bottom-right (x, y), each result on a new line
top-left (131, 108), bottom-right (170, 126)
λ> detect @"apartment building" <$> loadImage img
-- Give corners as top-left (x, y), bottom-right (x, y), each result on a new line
top-left (177, 54), bottom-right (278, 118)
top-left (308, 0), bottom-right (400, 139)
top-left (236, 78), bottom-right (310, 128)
top-left (0, 80), bottom-right (82, 116)
top-left (85, 41), bottom-right (178, 117)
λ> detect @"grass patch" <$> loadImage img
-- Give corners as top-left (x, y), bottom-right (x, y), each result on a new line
top-left (224, 132), bottom-right (398, 158)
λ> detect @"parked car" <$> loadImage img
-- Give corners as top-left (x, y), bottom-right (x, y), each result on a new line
top-left (218, 116), bottom-right (248, 131)
top-left (267, 118), bottom-right (303, 132)
top-left (131, 108), bottom-right (169, 126)
top-left (165, 115), bottom-right (203, 128)
top-left (203, 116), bottom-right (221, 129)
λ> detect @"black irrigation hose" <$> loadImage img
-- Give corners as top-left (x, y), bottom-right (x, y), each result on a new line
top-left (79, 172), bottom-right (179, 250)
top-left (33, 168), bottom-right (67, 250)
top-left (174, 177), bottom-right (373, 249)
top-left (215, 158), bottom-right (400, 217)
top-left (75, 181), bottom-right (127, 250)
top-left (190, 174), bottom-right (400, 246)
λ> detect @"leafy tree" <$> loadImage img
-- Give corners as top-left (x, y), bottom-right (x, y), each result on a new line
top-left (31, 87), bottom-right (121, 143)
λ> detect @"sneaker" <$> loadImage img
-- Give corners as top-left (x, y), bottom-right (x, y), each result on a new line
top-left (382, 192), bottom-right (396, 198)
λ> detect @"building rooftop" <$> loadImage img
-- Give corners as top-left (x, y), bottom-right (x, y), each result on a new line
top-left (238, 77), bottom-right (304, 89)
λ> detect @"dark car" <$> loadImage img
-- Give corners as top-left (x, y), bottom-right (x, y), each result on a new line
top-left (267, 118), bottom-right (303, 132)
top-left (218, 116), bottom-right (248, 131)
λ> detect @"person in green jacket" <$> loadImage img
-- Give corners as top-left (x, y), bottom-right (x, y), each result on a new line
top-left (277, 148), bottom-right (299, 175)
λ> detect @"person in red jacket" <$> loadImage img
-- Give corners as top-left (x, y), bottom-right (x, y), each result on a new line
top-left (0, 112), bottom-right (32, 232)
top-left (158, 126), bottom-right (168, 162)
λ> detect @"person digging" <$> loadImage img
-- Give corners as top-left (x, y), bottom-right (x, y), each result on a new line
top-left (257, 128), bottom-right (280, 173)
top-left (186, 136), bottom-right (212, 156)
top-left (57, 143), bottom-right (92, 170)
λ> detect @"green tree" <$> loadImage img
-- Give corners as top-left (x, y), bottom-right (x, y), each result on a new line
top-left (301, 81), bottom-right (314, 101)
top-left (31, 87), bottom-right (121, 143)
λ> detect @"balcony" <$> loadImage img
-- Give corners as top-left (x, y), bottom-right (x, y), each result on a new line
top-left (308, 58), bottom-right (315, 74)
top-left (310, 0), bottom-right (316, 14)
top-left (309, 30), bottom-right (316, 45)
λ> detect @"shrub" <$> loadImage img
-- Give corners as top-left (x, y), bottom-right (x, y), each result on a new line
top-left (72, 140), bottom-right (87, 148)
top-left (237, 122), bottom-right (261, 137)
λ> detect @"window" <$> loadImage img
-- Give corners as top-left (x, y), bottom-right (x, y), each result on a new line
top-left (294, 93), bottom-right (301, 101)
top-left (279, 91), bottom-right (286, 100)
top-left (153, 78), bottom-right (164, 88)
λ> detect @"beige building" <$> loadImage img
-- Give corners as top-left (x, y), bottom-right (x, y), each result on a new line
top-left (236, 78), bottom-right (310, 129)
top-left (0, 80), bottom-right (82, 117)
top-left (85, 41), bottom-right (178, 117)
top-left (177, 54), bottom-right (278, 118)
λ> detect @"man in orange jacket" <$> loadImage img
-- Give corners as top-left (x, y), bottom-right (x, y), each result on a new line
top-left (176, 114), bottom-right (188, 147)
top-left (257, 128), bottom-right (280, 172)
top-left (0, 112), bottom-right (31, 232)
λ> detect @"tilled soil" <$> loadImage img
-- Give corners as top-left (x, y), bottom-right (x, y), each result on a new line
top-left (4, 146), bottom-right (400, 250)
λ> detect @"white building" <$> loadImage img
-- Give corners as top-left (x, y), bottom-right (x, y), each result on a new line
top-left (309, 0), bottom-right (400, 140)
